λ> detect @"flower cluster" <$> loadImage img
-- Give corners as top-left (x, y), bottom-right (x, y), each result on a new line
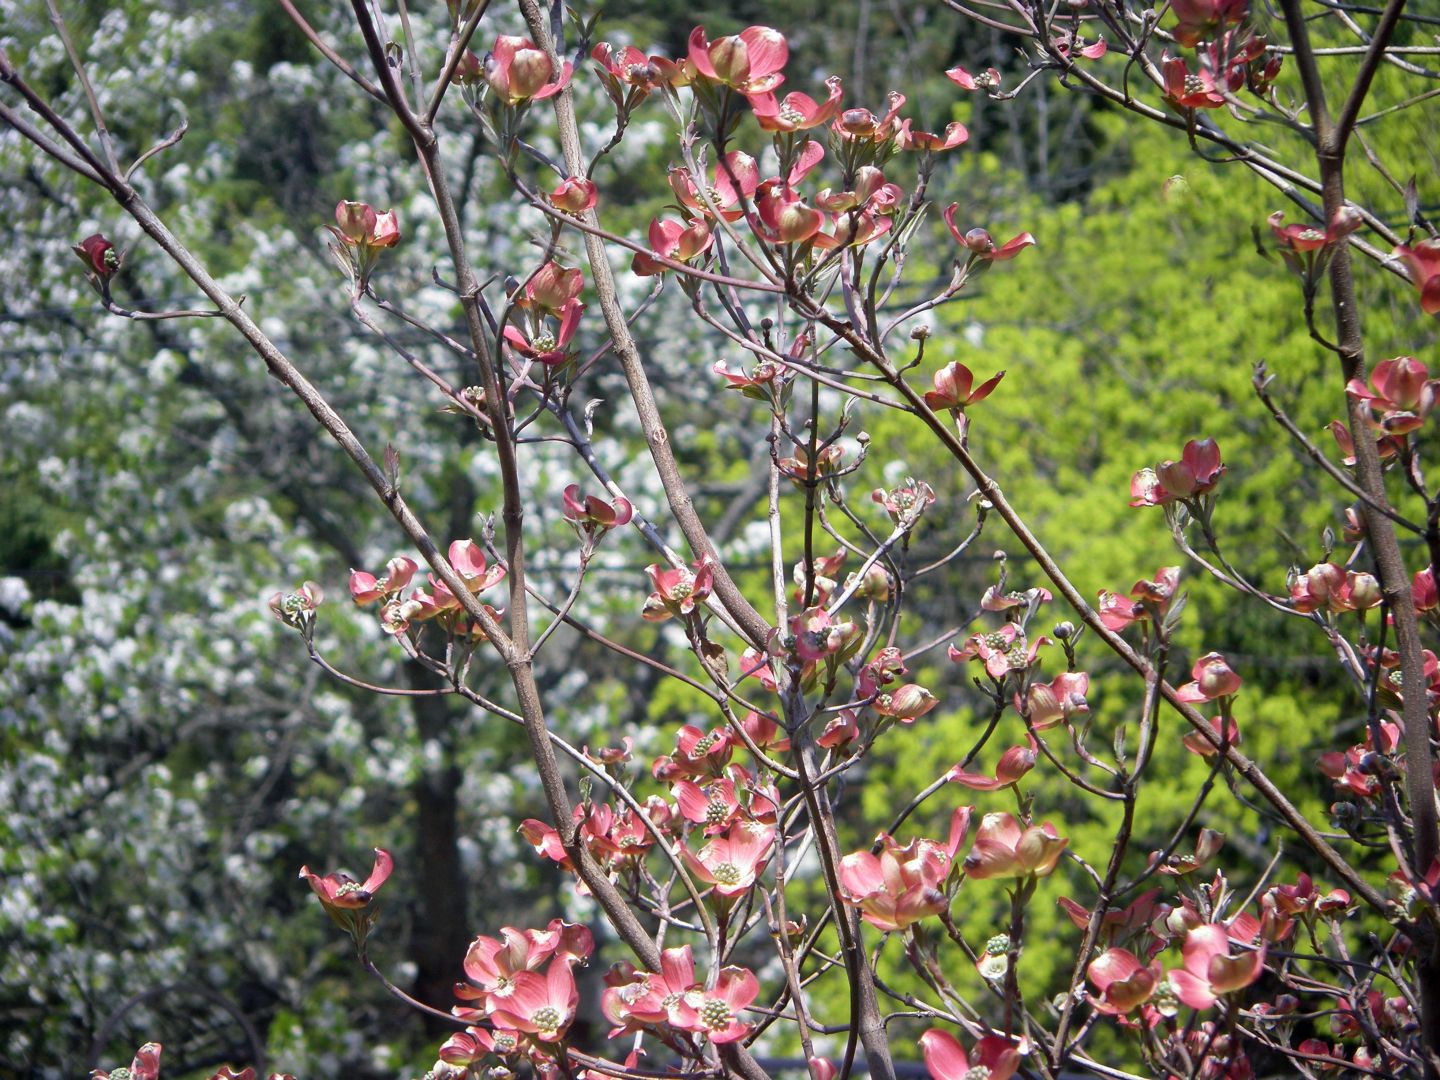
top-left (453, 920), bottom-right (592, 1046)
top-left (838, 806), bottom-right (972, 930)
top-left (348, 539), bottom-right (506, 637)
top-left (603, 945), bottom-right (761, 1044)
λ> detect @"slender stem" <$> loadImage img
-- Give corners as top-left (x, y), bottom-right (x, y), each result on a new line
top-left (276, 0), bottom-right (386, 102)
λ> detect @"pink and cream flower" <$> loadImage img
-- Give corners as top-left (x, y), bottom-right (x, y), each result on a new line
top-left (298, 847), bottom-right (393, 910)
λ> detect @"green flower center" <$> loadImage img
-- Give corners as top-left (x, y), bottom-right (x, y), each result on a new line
top-left (1183, 73), bottom-right (1205, 95)
top-left (700, 998), bottom-right (732, 1028)
top-left (1153, 981), bottom-right (1180, 1017)
top-left (712, 861), bottom-right (742, 886)
top-left (779, 105), bottom-right (805, 124)
top-left (531, 1005), bottom-right (562, 1031)
top-left (985, 933), bottom-right (1010, 955)
top-left (532, 331), bottom-right (556, 352)
top-left (706, 798), bottom-right (730, 825)
top-left (690, 732), bottom-right (717, 756)
top-left (964, 1067), bottom-right (992, 1080)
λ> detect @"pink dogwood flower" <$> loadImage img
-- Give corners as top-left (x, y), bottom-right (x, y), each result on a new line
top-left (1097, 569), bottom-right (1181, 633)
top-left (1394, 238), bottom-right (1440, 315)
top-left (92, 1043), bottom-right (163, 1080)
top-left (74, 232), bottom-right (122, 281)
top-left (871, 479), bottom-right (936, 527)
top-left (1288, 562), bottom-right (1381, 614)
top-left (897, 119), bottom-right (969, 152)
top-left (963, 812), bottom-right (1068, 879)
top-left (504, 297), bottom-right (584, 367)
top-left (548, 176), bottom-right (598, 214)
top-left (1022, 671), bottom-right (1090, 729)
top-left (486, 35), bottom-right (572, 105)
top-left (1329, 419), bottom-right (1403, 466)
top-left (669, 152), bottom-right (760, 222)
top-left (688, 25), bottom-right (788, 94)
top-left (326, 202), bottom-right (399, 296)
top-left (350, 556), bottom-right (418, 604)
top-left (949, 624), bottom-right (1048, 679)
top-left (1150, 827), bottom-right (1225, 876)
top-left (817, 708), bottom-right (860, 748)
top-left (750, 76), bottom-right (845, 131)
top-left (1269, 207), bottom-right (1362, 257)
top-left (945, 66), bottom-right (1001, 92)
top-left (458, 920), bottom-right (593, 1012)
top-left (332, 200), bottom-right (400, 250)
top-left (562, 484), bottom-right (633, 532)
top-left (1182, 714), bottom-right (1242, 757)
top-left (515, 261), bottom-right (583, 313)
top-left (947, 737), bottom-right (1037, 791)
top-left (923, 361), bottom-right (1005, 413)
top-left (714, 359), bottom-right (787, 399)
top-left (1055, 35), bottom-right (1108, 61)
top-left (447, 538), bottom-right (507, 594)
top-left (1168, 923), bottom-right (1266, 1009)
top-left (675, 965), bottom-right (760, 1043)
top-left (601, 945), bottom-right (697, 1033)
top-left (919, 1029), bottom-right (1020, 1080)
top-left (682, 822), bottom-right (775, 897)
top-left (791, 606), bottom-right (858, 661)
top-left (838, 807), bottom-right (971, 931)
top-left (1162, 54), bottom-right (1228, 109)
top-left (834, 92), bottom-right (907, 143)
top-left (590, 42), bottom-right (673, 103)
top-left (487, 958), bottom-right (580, 1041)
top-left (943, 205), bottom-right (1035, 261)
top-left (873, 683), bottom-right (939, 722)
top-left (1130, 438), bottom-right (1224, 506)
top-left (268, 580), bottom-right (323, 630)
top-left (642, 557), bottom-right (716, 621)
top-left (1169, 0), bottom-right (1249, 47)
top-left (1088, 947), bottom-right (1163, 1015)
top-left (1176, 652), bottom-right (1242, 702)
top-left (632, 217), bottom-right (714, 276)
top-left (1345, 356), bottom-right (1439, 434)
top-left (754, 180), bottom-right (825, 244)
top-left (1414, 566), bottom-right (1438, 612)
top-left (299, 847), bottom-right (393, 910)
